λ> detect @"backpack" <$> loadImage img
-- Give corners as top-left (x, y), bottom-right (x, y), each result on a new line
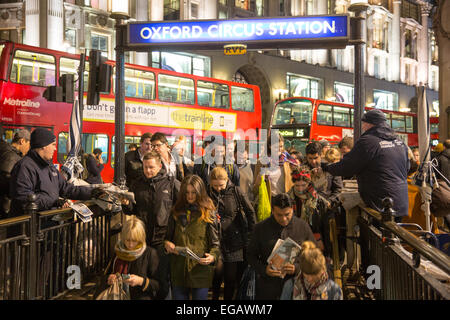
top-left (431, 179), bottom-right (450, 217)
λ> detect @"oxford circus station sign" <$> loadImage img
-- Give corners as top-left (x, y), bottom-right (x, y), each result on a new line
top-left (126, 15), bottom-right (349, 50)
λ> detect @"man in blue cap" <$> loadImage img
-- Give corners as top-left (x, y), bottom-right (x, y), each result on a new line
top-left (321, 109), bottom-right (409, 218)
top-left (9, 128), bottom-right (93, 218)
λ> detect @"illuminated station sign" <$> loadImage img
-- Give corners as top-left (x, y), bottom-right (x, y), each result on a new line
top-left (126, 15), bottom-right (349, 50)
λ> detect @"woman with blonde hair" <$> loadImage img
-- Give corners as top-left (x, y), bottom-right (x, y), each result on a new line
top-left (164, 174), bottom-right (220, 300)
top-left (208, 167), bottom-right (256, 300)
top-left (325, 148), bottom-right (341, 164)
top-left (105, 216), bottom-right (167, 300)
top-left (292, 241), bottom-right (342, 300)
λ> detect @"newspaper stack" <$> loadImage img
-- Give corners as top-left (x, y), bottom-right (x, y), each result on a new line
top-left (175, 246), bottom-right (202, 261)
top-left (267, 237), bottom-right (302, 277)
top-left (70, 202), bottom-right (94, 223)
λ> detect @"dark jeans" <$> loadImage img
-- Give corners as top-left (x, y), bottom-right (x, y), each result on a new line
top-left (212, 259), bottom-right (247, 300)
top-left (172, 286), bottom-right (209, 300)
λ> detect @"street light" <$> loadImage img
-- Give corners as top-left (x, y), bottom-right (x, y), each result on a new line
top-left (110, 10), bottom-right (130, 186)
top-left (111, 0), bottom-right (129, 16)
top-left (348, 0), bottom-right (369, 141)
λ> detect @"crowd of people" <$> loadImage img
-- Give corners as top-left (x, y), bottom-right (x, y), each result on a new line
top-left (1, 108), bottom-right (449, 300)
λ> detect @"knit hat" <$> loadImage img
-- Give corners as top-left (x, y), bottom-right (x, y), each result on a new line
top-left (30, 128), bottom-right (56, 149)
top-left (361, 109), bottom-right (387, 125)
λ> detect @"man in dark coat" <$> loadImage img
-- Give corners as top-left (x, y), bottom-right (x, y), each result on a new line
top-left (123, 151), bottom-right (180, 248)
top-left (125, 132), bottom-right (153, 187)
top-left (436, 139), bottom-right (450, 182)
top-left (247, 193), bottom-right (316, 300)
top-left (85, 148), bottom-right (104, 184)
top-left (323, 109), bottom-right (409, 217)
top-left (0, 129), bottom-right (30, 217)
top-left (9, 128), bottom-right (93, 217)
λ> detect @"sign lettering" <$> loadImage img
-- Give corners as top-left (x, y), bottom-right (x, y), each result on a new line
top-left (127, 16), bottom-right (349, 50)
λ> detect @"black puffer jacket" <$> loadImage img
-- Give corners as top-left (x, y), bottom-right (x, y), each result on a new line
top-left (208, 182), bottom-right (257, 253)
top-left (0, 140), bottom-right (22, 216)
top-left (9, 150), bottom-right (92, 216)
top-left (124, 167), bottom-right (180, 248)
top-left (325, 123), bottom-right (409, 216)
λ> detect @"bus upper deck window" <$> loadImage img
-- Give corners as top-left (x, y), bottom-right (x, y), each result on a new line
top-left (158, 74), bottom-right (194, 105)
top-left (125, 68), bottom-right (155, 100)
top-left (391, 114), bottom-right (406, 132)
top-left (231, 86), bottom-right (254, 112)
top-left (197, 80), bottom-right (229, 109)
top-left (10, 50), bottom-right (56, 86)
top-left (333, 106), bottom-right (351, 127)
top-left (273, 99), bottom-right (312, 125)
top-left (317, 105), bottom-right (333, 125)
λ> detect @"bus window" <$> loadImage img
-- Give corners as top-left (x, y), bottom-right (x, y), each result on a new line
top-left (0, 44), bottom-right (4, 80)
top-left (273, 99), bottom-right (312, 125)
top-left (82, 133), bottom-right (108, 163)
top-left (158, 74), bottom-right (194, 104)
top-left (391, 114), bottom-right (406, 132)
top-left (197, 80), bottom-right (229, 109)
top-left (431, 123), bottom-right (439, 134)
top-left (58, 132), bottom-right (108, 163)
top-left (350, 109), bottom-right (354, 127)
top-left (334, 106), bottom-right (351, 127)
top-left (406, 115), bottom-right (413, 133)
top-left (60, 57), bottom-right (80, 92)
top-left (231, 86), bottom-right (254, 112)
top-left (10, 50), bottom-right (56, 86)
top-left (317, 105), bottom-right (333, 125)
top-left (125, 68), bottom-right (155, 100)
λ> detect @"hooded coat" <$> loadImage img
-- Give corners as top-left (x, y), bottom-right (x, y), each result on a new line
top-left (436, 148), bottom-right (450, 182)
top-left (325, 124), bottom-right (409, 216)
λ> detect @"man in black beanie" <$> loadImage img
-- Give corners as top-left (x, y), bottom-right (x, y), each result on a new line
top-left (321, 109), bottom-right (410, 219)
top-left (9, 128), bottom-right (93, 218)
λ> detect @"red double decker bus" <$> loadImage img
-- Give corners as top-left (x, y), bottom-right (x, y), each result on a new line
top-left (270, 96), bottom-right (437, 153)
top-left (0, 41), bottom-right (262, 182)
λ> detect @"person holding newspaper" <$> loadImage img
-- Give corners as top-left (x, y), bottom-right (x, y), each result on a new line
top-left (164, 174), bottom-right (220, 300)
top-left (247, 193), bottom-right (316, 300)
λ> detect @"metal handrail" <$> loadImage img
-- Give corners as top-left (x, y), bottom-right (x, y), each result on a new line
top-left (359, 205), bottom-right (450, 275)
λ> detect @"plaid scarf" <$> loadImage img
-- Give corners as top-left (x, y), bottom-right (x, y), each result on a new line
top-left (293, 271), bottom-right (329, 300)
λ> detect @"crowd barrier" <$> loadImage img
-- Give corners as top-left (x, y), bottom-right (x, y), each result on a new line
top-left (357, 199), bottom-right (450, 300)
top-left (0, 195), bottom-right (116, 300)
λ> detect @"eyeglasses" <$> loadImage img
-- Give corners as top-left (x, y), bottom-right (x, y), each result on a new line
top-left (151, 143), bottom-right (164, 149)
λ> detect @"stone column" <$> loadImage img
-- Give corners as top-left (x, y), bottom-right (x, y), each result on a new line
top-left (150, 0), bottom-right (164, 21)
top-left (24, 0), bottom-right (40, 46)
top-left (390, 0), bottom-right (401, 82)
top-left (203, 0), bottom-right (217, 19)
top-left (47, 0), bottom-right (64, 51)
top-left (434, 0), bottom-right (450, 141)
top-left (135, 0), bottom-right (149, 66)
top-left (290, 0), bottom-right (302, 62)
top-left (418, 2), bottom-right (432, 86)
